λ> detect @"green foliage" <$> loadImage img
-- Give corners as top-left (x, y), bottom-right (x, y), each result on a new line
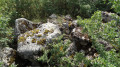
top-left (77, 11), bottom-right (119, 49)
top-left (0, 62), bottom-right (17, 67)
top-left (38, 11), bottom-right (120, 67)
top-left (9, 64), bottom-right (17, 67)
top-left (38, 35), bottom-right (90, 67)
top-left (0, 10), bottom-right (13, 48)
top-left (77, 11), bottom-right (120, 67)
top-left (91, 49), bottom-right (120, 67)
top-left (0, 0), bottom-right (119, 67)
top-left (0, 0), bottom-right (111, 22)
top-left (109, 0), bottom-right (120, 13)
top-left (0, 62), bottom-right (3, 67)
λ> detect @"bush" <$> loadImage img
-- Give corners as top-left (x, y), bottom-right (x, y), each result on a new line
top-left (38, 35), bottom-right (90, 67)
top-left (109, 0), bottom-right (120, 13)
top-left (77, 11), bottom-right (120, 67)
top-left (0, 0), bottom-right (112, 23)
top-left (37, 11), bottom-right (120, 67)
top-left (0, 10), bottom-right (13, 48)
top-left (77, 11), bottom-right (120, 50)
top-left (91, 49), bottom-right (120, 67)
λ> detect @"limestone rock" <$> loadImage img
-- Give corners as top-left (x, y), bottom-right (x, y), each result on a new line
top-left (97, 39), bottom-right (113, 51)
top-left (66, 27), bottom-right (93, 56)
top-left (49, 14), bottom-right (57, 19)
top-left (0, 47), bottom-right (16, 67)
top-left (101, 11), bottom-right (112, 23)
top-left (66, 42), bottom-right (77, 56)
top-left (60, 20), bottom-right (77, 34)
top-left (71, 27), bottom-right (90, 44)
top-left (71, 27), bottom-right (93, 53)
top-left (64, 15), bottom-right (72, 21)
top-left (101, 11), bottom-right (120, 24)
top-left (48, 14), bottom-right (77, 35)
top-left (17, 22), bottom-right (61, 61)
top-left (15, 18), bottom-right (40, 39)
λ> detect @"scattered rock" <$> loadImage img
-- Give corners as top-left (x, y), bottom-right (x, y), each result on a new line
top-left (48, 14), bottom-right (77, 35)
top-left (13, 13), bottom-right (119, 66)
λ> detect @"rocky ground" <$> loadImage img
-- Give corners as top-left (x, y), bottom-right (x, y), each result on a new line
top-left (0, 11), bottom-right (119, 67)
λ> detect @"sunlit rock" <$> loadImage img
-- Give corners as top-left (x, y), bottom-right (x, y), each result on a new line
top-left (17, 22), bottom-right (61, 62)
top-left (15, 18), bottom-right (40, 39)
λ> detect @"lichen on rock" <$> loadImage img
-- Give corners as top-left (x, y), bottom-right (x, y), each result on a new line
top-left (18, 36), bottom-right (26, 42)
top-left (17, 22), bottom-right (61, 63)
top-left (37, 38), bottom-right (46, 45)
top-left (15, 18), bottom-right (41, 40)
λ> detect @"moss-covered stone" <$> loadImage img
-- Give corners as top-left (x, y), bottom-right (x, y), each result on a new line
top-left (37, 34), bottom-right (42, 37)
top-left (68, 22), bottom-right (72, 27)
top-left (44, 29), bottom-right (50, 34)
top-left (18, 36), bottom-right (26, 42)
top-left (25, 32), bottom-right (31, 37)
top-left (32, 38), bottom-right (36, 43)
top-left (37, 38), bottom-right (46, 45)
top-left (31, 29), bottom-right (39, 34)
top-left (26, 33), bottom-right (31, 37)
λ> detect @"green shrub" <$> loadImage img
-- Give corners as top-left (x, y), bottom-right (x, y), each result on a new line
top-left (0, 12), bottom-right (13, 48)
top-left (91, 49), bottom-right (120, 67)
top-left (77, 11), bottom-right (119, 50)
top-left (0, 0), bottom-right (112, 22)
top-left (0, 61), bottom-right (17, 67)
top-left (109, 0), bottom-right (120, 13)
top-left (38, 35), bottom-right (90, 67)
top-left (77, 11), bottom-right (120, 67)
top-left (38, 11), bottom-right (120, 67)
top-left (0, 62), bottom-right (3, 67)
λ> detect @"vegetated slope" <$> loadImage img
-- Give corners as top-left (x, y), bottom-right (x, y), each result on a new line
top-left (0, 0), bottom-right (120, 67)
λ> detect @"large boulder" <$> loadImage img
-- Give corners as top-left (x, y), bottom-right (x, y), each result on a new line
top-left (17, 22), bottom-right (61, 62)
top-left (0, 47), bottom-right (16, 67)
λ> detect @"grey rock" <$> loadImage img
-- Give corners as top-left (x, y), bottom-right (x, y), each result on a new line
top-left (97, 39), bottom-right (113, 51)
top-left (64, 15), bottom-right (72, 21)
top-left (15, 18), bottom-right (40, 39)
top-left (101, 11), bottom-right (112, 23)
top-left (101, 11), bottom-right (120, 24)
top-left (71, 27), bottom-right (92, 52)
top-left (49, 14), bottom-right (57, 19)
top-left (71, 27), bottom-right (90, 43)
top-left (17, 22), bottom-right (61, 63)
top-left (61, 21), bottom-right (76, 34)
top-left (66, 42), bottom-right (77, 56)
top-left (0, 47), bottom-right (16, 67)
